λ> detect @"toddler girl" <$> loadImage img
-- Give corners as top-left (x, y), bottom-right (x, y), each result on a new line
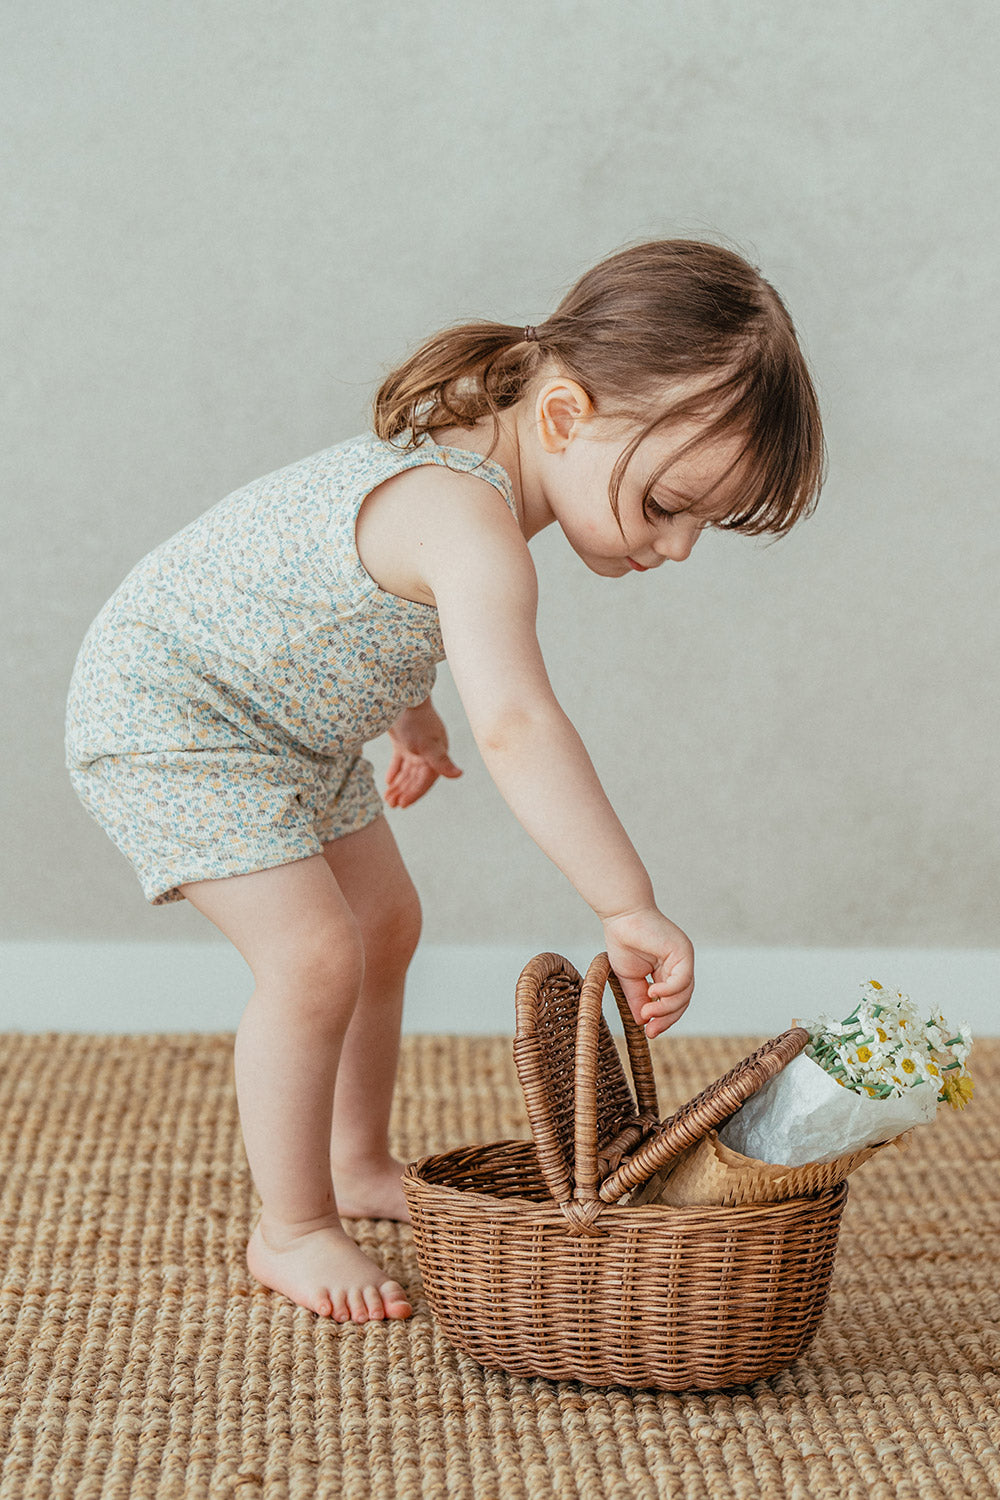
top-left (66, 240), bottom-right (824, 1324)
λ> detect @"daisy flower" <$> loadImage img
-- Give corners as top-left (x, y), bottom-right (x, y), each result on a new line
top-left (795, 983), bottom-right (974, 1109)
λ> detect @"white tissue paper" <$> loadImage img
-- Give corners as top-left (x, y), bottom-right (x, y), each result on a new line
top-left (717, 1051), bottom-right (939, 1166)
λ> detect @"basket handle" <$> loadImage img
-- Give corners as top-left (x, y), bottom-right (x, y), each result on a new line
top-left (572, 953), bottom-right (660, 1212)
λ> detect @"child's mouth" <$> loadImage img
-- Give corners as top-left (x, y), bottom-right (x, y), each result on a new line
top-left (627, 558), bottom-right (649, 572)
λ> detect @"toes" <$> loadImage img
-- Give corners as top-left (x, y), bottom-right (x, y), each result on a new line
top-left (323, 1282), bottom-right (410, 1323)
top-left (362, 1284), bottom-right (385, 1320)
top-left (347, 1287), bottom-right (370, 1323)
top-left (380, 1280), bottom-right (413, 1319)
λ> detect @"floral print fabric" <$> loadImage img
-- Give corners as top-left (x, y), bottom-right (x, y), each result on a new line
top-left (65, 432), bottom-right (515, 903)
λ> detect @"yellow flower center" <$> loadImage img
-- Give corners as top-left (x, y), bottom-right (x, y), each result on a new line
top-left (876, 1028), bottom-right (888, 1042)
top-left (901, 1057), bottom-right (916, 1073)
top-left (941, 1075), bottom-right (975, 1109)
top-left (857, 1046), bottom-right (872, 1063)
top-left (869, 980), bottom-right (883, 990)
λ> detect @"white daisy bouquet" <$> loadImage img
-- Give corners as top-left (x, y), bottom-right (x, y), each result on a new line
top-left (800, 980), bottom-right (974, 1108)
top-left (719, 981), bottom-right (974, 1167)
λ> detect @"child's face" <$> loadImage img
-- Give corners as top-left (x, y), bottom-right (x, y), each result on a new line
top-left (545, 412), bottom-right (745, 579)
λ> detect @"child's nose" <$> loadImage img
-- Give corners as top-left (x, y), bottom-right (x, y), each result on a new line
top-left (654, 519), bottom-right (702, 562)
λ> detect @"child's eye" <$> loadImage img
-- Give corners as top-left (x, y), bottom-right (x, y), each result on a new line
top-left (643, 496), bottom-right (675, 522)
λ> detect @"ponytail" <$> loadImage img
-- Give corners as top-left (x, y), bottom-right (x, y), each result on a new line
top-left (373, 322), bottom-right (542, 446)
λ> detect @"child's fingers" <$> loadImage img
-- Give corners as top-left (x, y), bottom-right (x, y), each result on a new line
top-left (386, 751), bottom-right (462, 809)
top-left (614, 971), bottom-right (657, 1025)
top-left (647, 977), bottom-right (688, 999)
top-left (429, 754), bottom-right (462, 778)
top-left (645, 987), bottom-right (684, 1009)
top-left (386, 762), bottom-right (423, 806)
top-left (643, 1010), bottom-right (686, 1040)
top-left (642, 989), bottom-right (691, 1018)
top-left (650, 984), bottom-right (689, 1008)
top-left (647, 957), bottom-right (694, 996)
top-left (640, 991), bottom-right (692, 1031)
top-left (385, 759), bottom-right (414, 790)
top-left (396, 770), bottom-right (430, 806)
top-left (642, 967), bottom-right (694, 1033)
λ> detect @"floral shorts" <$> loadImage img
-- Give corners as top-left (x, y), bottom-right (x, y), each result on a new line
top-left (69, 746), bottom-right (383, 905)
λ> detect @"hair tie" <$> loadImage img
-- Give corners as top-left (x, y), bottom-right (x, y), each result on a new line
top-left (523, 326), bottom-right (538, 343)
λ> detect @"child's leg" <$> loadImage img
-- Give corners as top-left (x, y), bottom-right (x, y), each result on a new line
top-left (178, 851), bottom-right (412, 1324)
top-left (319, 817), bottom-right (421, 1222)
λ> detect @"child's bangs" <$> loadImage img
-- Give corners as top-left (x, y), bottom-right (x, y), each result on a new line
top-left (609, 369), bottom-right (825, 539)
top-left (704, 375), bottom-right (826, 537)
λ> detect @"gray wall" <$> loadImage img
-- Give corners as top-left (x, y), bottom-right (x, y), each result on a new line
top-left (4, 1), bottom-right (998, 952)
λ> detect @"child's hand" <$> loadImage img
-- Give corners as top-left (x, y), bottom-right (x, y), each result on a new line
top-left (602, 908), bottom-right (695, 1039)
top-left (385, 699), bottom-right (463, 808)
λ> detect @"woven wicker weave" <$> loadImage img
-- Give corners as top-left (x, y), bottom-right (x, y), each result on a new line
top-left (403, 952), bottom-right (849, 1390)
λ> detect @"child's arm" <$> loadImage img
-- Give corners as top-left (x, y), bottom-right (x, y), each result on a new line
top-left (413, 475), bottom-right (694, 1035)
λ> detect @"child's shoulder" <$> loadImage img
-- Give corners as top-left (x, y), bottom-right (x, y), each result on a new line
top-left (354, 437), bottom-right (526, 608)
top-left (369, 431), bottom-right (515, 507)
top-left (267, 429), bottom-right (513, 503)
top-left (357, 431), bottom-right (520, 535)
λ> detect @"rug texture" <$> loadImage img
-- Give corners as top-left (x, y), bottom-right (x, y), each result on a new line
top-left (0, 1029), bottom-right (996, 1499)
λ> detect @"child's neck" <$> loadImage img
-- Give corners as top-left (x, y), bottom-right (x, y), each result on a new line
top-left (431, 410), bottom-right (553, 541)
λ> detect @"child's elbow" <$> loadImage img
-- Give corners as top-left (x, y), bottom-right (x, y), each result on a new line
top-left (474, 700), bottom-right (565, 758)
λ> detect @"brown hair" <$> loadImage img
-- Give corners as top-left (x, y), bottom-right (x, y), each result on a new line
top-left (373, 240), bottom-right (825, 536)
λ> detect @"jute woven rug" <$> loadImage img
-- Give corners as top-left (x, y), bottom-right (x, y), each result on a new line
top-left (0, 1029), bottom-right (996, 1499)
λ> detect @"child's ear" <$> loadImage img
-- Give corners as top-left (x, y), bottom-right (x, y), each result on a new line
top-left (535, 378), bottom-right (595, 452)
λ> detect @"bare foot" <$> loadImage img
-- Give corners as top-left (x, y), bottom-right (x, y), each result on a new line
top-left (332, 1155), bottom-right (412, 1223)
top-left (248, 1215), bottom-right (413, 1322)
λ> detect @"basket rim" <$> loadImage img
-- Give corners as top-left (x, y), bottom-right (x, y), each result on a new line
top-left (403, 1142), bottom-right (849, 1223)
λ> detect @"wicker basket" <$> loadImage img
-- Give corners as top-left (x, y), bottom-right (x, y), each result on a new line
top-left (403, 952), bottom-right (850, 1390)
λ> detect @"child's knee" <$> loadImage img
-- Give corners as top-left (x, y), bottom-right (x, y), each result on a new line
top-left (363, 884), bottom-right (422, 980)
top-left (255, 919), bottom-right (367, 1007)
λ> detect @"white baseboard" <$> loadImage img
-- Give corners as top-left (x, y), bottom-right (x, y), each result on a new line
top-left (1, 941), bottom-right (996, 1035)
